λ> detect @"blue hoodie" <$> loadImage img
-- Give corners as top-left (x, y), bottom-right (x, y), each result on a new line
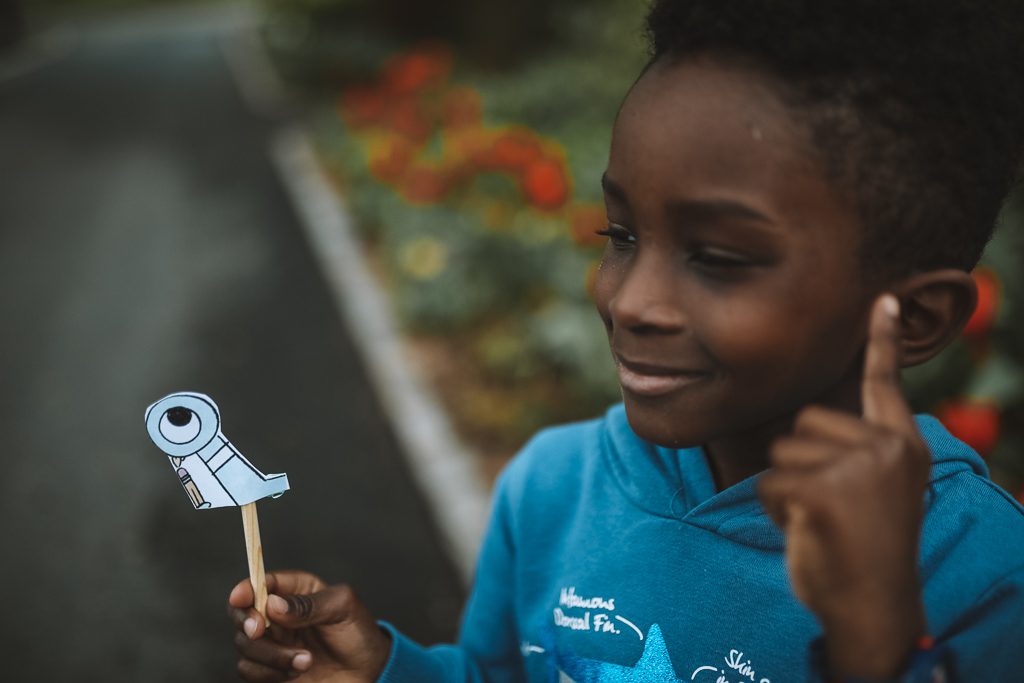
top-left (377, 405), bottom-right (1024, 682)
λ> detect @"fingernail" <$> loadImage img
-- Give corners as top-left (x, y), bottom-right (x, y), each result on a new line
top-left (268, 594), bottom-right (289, 614)
top-left (243, 618), bottom-right (258, 638)
top-left (292, 652), bottom-right (312, 671)
top-left (882, 294), bottom-right (900, 318)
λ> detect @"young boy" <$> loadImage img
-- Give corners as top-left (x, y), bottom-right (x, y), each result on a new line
top-left (228, 2), bottom-right (1024, 681)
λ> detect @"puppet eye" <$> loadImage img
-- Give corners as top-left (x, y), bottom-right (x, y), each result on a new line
top-left (159, 407), bottom-right (202, 444)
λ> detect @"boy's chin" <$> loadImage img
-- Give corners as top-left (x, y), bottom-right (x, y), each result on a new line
top-left (621, 399), bottom-right (708, 450)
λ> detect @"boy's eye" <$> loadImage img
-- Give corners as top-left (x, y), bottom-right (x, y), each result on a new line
top-left (595, 223), bottom-right (636, 248)
top-left (688, 247), bottom-right (752, 268)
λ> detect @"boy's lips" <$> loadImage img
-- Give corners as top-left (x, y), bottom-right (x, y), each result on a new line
top-left (614, 355), bottom-right (710, 396)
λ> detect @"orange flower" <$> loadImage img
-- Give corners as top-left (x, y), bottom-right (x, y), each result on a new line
top-left (369, 138), bottom-right (415, 183)
top-left (400, 165), bottom-right (451, 204)
top-left (442, 86), bottom-right (483, 130)
top-left (382, 45), bottom-right (453, 96)
top-left (387, 98), bottom-right (433, 144)
top-left (340, 86), bottom-right (387, 128)
top-left (476, 129), bottom-right (543, 172)
top-left (963, 267), bottom-right (1000, 339)
top-left (569, 203), bottom-right (608, 247)
top-left (521, 157), bottom-right (570, 211)
top-left (937, 399), bottom-right (1001, 457)
top-left (443, 128), bottom-right (490, 178)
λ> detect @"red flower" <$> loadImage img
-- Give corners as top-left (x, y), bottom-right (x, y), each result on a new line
top-left (340, 87), bottom-right (387, 128)
top-left (476, 129), bottom-right (543, 172)
top-left (963, 268), bottom-right (1000, 339)
top-left (387, 98), bottom-right (433, 144)
top-left (937, 399), bottom-right (1001, 457)
top-left (383, 45), bottom-right (453, 96)
top-left (521, 158), bottom-right (570, 211)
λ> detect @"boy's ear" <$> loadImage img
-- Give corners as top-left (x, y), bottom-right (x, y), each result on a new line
top-left (891, 269), bottom-right (977, 367)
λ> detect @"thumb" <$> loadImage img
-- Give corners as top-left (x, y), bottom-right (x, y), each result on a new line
top-left (861, 293), bottom-right (915, 433)
top-left (267, 584), bottom-right (358, 628)
top-left (267, 584), bottom-right (391, 675)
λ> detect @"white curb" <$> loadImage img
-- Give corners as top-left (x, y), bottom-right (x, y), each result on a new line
top-left (270, 128), bottom-right (490, 585)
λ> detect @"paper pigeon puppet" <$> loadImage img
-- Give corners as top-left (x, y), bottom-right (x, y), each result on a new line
top-left (146, 392), bottom-right (289, 509)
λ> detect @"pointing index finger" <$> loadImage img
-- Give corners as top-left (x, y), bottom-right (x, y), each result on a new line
top-left (861, 294), bottom-right (914, 432)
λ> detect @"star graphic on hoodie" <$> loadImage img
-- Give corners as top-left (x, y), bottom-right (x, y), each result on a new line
top-left (556, 624), bottom-right (687, 682)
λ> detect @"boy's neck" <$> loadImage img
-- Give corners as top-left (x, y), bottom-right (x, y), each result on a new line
top-left (704, 416), bottom-right (792, 490)
top-left (704, 376), bottom-right (863, 491)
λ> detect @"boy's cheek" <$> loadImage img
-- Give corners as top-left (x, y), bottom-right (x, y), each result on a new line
top-left (704, 328), bottom-right (858, 417)
top-left (591, 265), bottom-right (626, 330)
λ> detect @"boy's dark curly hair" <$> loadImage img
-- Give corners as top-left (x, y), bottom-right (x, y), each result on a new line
top-left (645, 0), bottom-right (1024, 279)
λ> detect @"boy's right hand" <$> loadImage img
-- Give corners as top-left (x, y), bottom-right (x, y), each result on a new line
top-left (228, 570), bottom-right (391, 683)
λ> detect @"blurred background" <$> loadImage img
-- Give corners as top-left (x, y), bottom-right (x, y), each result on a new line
top-left (1, 0), bottom-right (1021, 680)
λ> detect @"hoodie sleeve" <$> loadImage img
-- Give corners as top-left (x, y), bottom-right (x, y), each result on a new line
top-left (376, 466), bottom-right (524, 683)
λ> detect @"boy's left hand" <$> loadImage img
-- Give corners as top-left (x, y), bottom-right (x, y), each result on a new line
top-left (228, 570), bottom-right (391, 683)
top-left (758, 294), bottom-right (930, 679)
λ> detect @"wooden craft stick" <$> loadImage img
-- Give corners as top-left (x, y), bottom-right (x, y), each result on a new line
top-left (146, 393), bottom-right (291, 628)
top-left (241, 502), bottom-right (268, 622)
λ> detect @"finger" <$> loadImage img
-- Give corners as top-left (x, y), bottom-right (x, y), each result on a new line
top-left (757, 469), bottom-right (834, 529)
top-left (229, 578), bottom-right (254, 608)
top-left (228, 606), bottom-right (246, 630)
top-left (255, 571), bottom-right (327, 633)
top-left (263, 570), bottom-right (326, 599)
top-left (229, 580), bottom-right (270, 638)
top-left (757, 470), bottom-right (806, 528)
top-left (794, 406), bottom-right (873, 444)
top-left (229, 605), bottom-right (269, 640)
top-left (233, 631), bottom-right (311, 673)
top-left (267, 584), bottom-right (356, 628)
top-left (770, 436), bottom-right (843, 469)
top-left (862, 294), bottom-right (915, 432)
top-left (265, 620), bottom-right (299, 646)
top-left (232, 572), bottom-right (324, 608)
top-left (236, 658), bottom-right (292, 683)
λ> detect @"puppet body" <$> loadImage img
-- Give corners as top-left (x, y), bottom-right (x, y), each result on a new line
top-left (145, 392), bottom-right (289, 509)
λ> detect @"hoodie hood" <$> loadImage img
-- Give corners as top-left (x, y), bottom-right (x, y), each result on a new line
top-left (600, 404), bottom-right (989, 551)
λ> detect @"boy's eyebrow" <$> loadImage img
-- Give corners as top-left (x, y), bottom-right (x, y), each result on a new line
top-left (602, 172), bottom-right (775, 226)
top-left (668, 198), bottom-right (775, 226)
top-left (601, 172), bottom-right (628, 204)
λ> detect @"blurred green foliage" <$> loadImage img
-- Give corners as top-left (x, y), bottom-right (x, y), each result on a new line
top-left (273, 0), bottom-right (1024, 488)
top-left (260, 0), bottom-right (646, 85)
top-left (24, 0), bottom-right (184, 10)
top-left (296, 0), bottom-right (647, 453)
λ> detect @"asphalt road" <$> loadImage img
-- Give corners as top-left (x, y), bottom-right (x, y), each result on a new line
top-left (0, 6), bottom-right (464, 681)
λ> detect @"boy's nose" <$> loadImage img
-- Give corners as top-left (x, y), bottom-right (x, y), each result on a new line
top-left (608, 255), bottom-right (687, 334)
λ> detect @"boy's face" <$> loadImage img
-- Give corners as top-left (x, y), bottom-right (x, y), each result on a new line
top-left (595, 57), bottom-right (875, 448)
